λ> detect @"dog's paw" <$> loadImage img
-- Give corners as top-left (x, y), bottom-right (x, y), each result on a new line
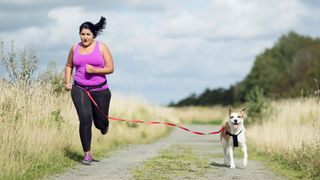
top-left (230, 164), bottom-right (235, 169)
top-left (243, 159), bottom-right (247, 167)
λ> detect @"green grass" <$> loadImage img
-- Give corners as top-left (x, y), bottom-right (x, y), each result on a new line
top-left (22, 153), bottom-right (77, 180)
top-left (6, 129), bottom-right (172, 180)
top-left (248, 142), bottom-right (320, 180)
top-left (132, 144), bottom-right (216, 180)
top-left (208, 147), bottom-right (244, 159)
top-left (11, 145), bottom-right (115, 180)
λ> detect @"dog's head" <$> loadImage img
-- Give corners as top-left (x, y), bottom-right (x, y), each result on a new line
top-left (228, 107), bottom-right (246, 130)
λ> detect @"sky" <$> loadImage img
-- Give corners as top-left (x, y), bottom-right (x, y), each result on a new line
top-left (0, 0), bottom-right (319, 105)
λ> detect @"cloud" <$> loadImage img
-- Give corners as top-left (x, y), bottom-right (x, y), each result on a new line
top-left (161, 0), bottom-right (303, 39)
top-left (0, 0), bottom-right (319, 104)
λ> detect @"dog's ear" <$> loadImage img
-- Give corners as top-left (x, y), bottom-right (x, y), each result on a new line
top-left (241, 108), bottom-right (247, 118)
top-left (228, 106), bottom-right (232, 116)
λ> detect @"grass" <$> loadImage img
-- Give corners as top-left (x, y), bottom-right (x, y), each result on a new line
top-left (0, 82), bottom-right (177, 179)
top-left (3, 80), bottom-right (318, 179)
top-left (132, 144), bottom-right (216, 179)
top-left (171, 106), bottom-right (227, 125)
top-left (247, 98), bottom-right (320, 179)
top-left (189, 119), bottom-right (223, 125)
top-left (248, 143), bottom-right (320, 179)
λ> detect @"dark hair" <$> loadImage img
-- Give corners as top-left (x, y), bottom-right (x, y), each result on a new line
top-left (79, 16), bottom-right (106, 38)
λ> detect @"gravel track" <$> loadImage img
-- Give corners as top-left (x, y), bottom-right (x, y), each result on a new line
top-left (48, 125), bottom-right (286, 180)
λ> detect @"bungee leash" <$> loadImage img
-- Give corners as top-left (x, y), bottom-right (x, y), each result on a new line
top-left (84, 89), bottom-right (225, 135)
top-left (73, 81), bottom-right (225, 135)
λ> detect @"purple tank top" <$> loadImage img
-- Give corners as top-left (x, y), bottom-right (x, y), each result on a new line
top-left (73, 41), bottom-right (109, 91)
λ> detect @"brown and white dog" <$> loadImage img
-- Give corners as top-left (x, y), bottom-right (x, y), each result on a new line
top-left (220, 107), bottom-right (247, 168)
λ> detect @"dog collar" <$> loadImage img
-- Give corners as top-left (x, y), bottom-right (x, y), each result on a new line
top-left (226, 129), bottom-right (243, 147)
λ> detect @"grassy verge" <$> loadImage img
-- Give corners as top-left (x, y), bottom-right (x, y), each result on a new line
top-left (247, 98), bottom-right (320, 179)
top-left (1, 119), bottom-right (173, 180)
top-left (248, 142), bottom-right (320, 179)
top-left (132, 144), bottom-right (216, 179)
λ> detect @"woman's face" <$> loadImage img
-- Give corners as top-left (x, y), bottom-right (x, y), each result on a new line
top-left (80, 28), bottom-right (94, 47)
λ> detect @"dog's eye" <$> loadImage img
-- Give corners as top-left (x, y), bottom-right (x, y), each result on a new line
top-left (230, 116), bottom-right (234, 118)
top-left (237, 116), bottom-right (241, 118)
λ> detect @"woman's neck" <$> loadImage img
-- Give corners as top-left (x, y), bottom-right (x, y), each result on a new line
top-left (80, 40), bottom-right (95, 48)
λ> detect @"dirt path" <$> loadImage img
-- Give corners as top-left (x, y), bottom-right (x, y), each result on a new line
top-left (48, 125), bottom-right (286, 180)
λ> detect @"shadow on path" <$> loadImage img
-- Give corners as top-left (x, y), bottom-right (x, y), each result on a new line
top-left (210, 161), bottom-right (228, 168)
top-left (63, 148), bottom-right (82, 162)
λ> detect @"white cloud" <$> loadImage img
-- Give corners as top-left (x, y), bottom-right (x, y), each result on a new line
top-left (0, 0), bottom-right (318, 104)
top-left (161, 0), bottom-right (303, 39)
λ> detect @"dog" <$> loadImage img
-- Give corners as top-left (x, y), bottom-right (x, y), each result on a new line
top-left (220, 107), bottom-right (248, 168)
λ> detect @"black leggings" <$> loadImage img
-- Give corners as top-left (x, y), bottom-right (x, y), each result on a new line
top-left (71, 86), bottom-right (111, 152)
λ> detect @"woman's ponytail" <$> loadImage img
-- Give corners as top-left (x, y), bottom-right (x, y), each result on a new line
top-left (94, 16), bottom-right (107, 37)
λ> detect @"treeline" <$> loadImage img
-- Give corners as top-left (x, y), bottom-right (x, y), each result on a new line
top-left (170, 31), bottom-right (320, 106)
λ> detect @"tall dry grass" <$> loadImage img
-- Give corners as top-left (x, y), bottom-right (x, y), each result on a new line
top-left (247, 98), bottom-right (320, 178)
top-left (0, 82), bottom-right (178, 179)
top-left (247, 98), bottom-right (320, 150)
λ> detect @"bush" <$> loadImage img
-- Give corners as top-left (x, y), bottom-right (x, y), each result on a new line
top-left (0, 39), bottom-right (38, 86)
top-left (245, 86), bottom-right (271, 125)
top-left (38, 60), bottom-right (65, 95)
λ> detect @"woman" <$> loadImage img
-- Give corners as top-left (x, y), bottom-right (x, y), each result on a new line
top-left (64, 16), bottom-right (114, 165)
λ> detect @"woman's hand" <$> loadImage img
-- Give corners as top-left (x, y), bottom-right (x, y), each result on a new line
top-left (65, 83), bottom-right (72, 91)
top-left (86, 64), bottom-right (96, 73)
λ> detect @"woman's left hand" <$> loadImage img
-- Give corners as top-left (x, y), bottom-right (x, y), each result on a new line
top-left (86, 64), bottom-right (96, 73)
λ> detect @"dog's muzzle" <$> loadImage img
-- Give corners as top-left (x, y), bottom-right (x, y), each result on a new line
top-left (231, 121), bottom-right (240, 128)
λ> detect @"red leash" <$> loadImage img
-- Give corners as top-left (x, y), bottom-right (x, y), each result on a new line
top-left (86, 90), bottom-right (225, 135)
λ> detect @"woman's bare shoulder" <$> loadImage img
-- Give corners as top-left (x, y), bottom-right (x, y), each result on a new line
top-left (99, 42), bottom-right (110, 52)
top-left (99, 41), bottom-right (108, 48)
top-left (69, 44), bottom-right (78, 52)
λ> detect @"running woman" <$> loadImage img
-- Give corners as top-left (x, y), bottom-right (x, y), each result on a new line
top-left (64, 16), bottom-right (114, 165)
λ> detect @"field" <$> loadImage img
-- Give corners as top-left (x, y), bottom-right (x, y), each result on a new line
top-left (0, 82), bottom-right (178, 179)
top-left (0, 81), bottom-right (319, 179)
top-left (173, 98), bottom-right (320, 179)
top-left (247, 98), bottom-right (320, 178)
top-left (170, 105), bottom-right (226, 125)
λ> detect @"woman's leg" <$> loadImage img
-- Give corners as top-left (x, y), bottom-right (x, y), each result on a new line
top-left (91, 88), bottom-right (111, 135)
top-left (71, 86), bottom-right (94, 152)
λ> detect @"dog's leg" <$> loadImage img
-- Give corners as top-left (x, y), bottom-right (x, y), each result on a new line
top-left (222, 144), bottom-right (229, 166)
top-left (221, 139), bottom-right (229, 166)
top-left (241, 144), bottom-right (248, 167)
top-left (227, 145), bottom-right (235, 168)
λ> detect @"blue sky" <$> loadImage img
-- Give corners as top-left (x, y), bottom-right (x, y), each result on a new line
top-left (0, 0), bottom-right (319, 105)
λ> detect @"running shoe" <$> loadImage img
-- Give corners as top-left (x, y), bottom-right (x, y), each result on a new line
top-left (82, 154), bottom-right (93, 165)
top-left (100, 126), bottom-right (109, 135)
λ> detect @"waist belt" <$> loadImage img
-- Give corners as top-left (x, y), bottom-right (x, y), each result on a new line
top-left (74, 80), bottom-right (107, 91)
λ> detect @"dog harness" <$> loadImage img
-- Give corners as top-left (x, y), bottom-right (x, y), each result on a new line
top-left (226, 130), bottom-right (243, 147)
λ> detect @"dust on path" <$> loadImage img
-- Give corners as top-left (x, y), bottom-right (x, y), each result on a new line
top-left (48, 125), bottom-right (286, 180)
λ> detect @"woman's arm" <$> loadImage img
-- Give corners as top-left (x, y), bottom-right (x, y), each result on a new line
top-left (86, 42), bottom-right (114, 74)
top-left (64, 46), bottom-right (74, 91)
